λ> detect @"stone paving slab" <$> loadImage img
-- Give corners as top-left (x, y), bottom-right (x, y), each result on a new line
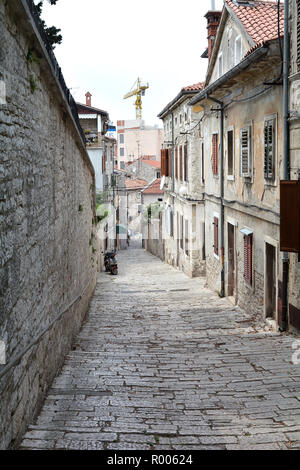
top-left (20, 247), bottom-right (300, 450)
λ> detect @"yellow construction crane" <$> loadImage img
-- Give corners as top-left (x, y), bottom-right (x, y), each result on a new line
top-left (123, 77), bottom-right (149, 120)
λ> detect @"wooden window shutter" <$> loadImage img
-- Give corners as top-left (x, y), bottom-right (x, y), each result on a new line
top-left (160, 149), bottom-right (164, 176)
top-left (244, 235), bottom-right (253, 286)
top-left (240, 127), bottom-right (251, 177)
top-left (213, 217), bottom-right (219, 256)
top-left (179, 146), bottom-right (183, 181)
top-left (212, 134), bottom-right (218, 175)
top-left (264, 119), bottom-right (275, 179)
top-left (175, 146), bottom-right (178, 179)
top-left (184, 144), bottom-right (188, 182)
top-left (161, 149), bottom-right (167, 176)
top-left (168, 148), bottom-right (172, 177)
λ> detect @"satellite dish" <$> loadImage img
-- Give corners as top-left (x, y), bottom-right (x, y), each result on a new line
top-left (160, 175), bottom-right (165, 190)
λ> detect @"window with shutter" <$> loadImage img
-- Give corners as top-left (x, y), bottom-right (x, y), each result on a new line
top-left (244, 234), bottom-right (253, 286)
top-left (175, 146), bottom-right (178, 179)
top-left (240, 126), bottom-right (251, 178)
top-left (264, 119), bottom-right (275, 180)
top-left (213, 217), bottom-right (219, 256)
top-left (168, 148), bottom-right (172, 177)
top-left (160, 149), bottom-right (165, 176)
top-left (184, 144), bottom-right (188, 182)
top-left (227, 129), bottom-right (234, 177)
top-left (179, 146), bottom-right (183, 181)
top-left (212, 134), bottom-right (218, 175)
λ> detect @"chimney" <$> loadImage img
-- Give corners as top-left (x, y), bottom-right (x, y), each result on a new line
top-left (204, 10), bottom-right (222, 62)
top-left (85, 91), bottom-right (92, 107)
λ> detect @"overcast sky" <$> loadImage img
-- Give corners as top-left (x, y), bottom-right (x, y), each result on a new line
top-left (40, 0), bottom-right (224, 127)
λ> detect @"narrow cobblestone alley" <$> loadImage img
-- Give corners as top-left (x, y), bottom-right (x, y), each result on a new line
top-left (20, 246), bottom-right (300, 451)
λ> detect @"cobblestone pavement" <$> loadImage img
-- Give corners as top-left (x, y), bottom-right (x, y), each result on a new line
top-left (20, 246), bottom-right (300, 450)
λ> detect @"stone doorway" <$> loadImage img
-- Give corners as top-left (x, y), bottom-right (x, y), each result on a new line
top-left (265, 242), bottom-right (276, 320)
top-left (227, 222), bottom-right (235, 297)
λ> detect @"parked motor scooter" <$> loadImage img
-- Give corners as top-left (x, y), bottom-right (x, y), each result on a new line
top-left (104, 251), bottom-right (118, 275)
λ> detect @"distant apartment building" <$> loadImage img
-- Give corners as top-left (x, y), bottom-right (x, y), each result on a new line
top-left (116, 119), bottom-right (163, 169)
top-left (77, 93), bottom-right (117, 255)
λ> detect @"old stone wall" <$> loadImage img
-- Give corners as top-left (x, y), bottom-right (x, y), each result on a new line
top-left (0, 0), bottom-right (98, 449)
top-left (145, 216), bottom-right (165, 261)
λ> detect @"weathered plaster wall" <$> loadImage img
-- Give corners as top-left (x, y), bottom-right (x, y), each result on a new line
top-left (0, 0), bottom-right (98, 448)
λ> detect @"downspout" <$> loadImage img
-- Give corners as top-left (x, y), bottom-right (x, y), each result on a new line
top-left (281, 0), bottom-right (290, 331)
top-left (207, 94), bottom-right (225, 298)
top-left (171, 112), bottom-right (175, 235)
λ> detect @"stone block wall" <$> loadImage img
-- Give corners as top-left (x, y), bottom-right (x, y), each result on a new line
top-left (0, 0), bottom-right (98, 448)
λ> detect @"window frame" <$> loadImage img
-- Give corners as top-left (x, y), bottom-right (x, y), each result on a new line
top-left (264, 113), bottom-right (277, 184)
top-left (243, 233), bottom-right (253, 288)
top-left (227, 127), bottom-right (234, 180)
top-left (213, 213), bottom-right (219, 260)
top-left (240, 122), bottom-right (252, 180)
top-left (212, 133), bottom-right (219, 176)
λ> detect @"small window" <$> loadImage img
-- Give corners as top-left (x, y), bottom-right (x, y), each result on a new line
top-left (234, 36), bottom-right (242, 64)
top-left (212, 133), bottom-right (218, 176)
top-left (264, 118), bottom-right (275, 180)
top-left (175, 117), bottom-right (178, 127)
top-left (244, 234), bottom-right (253, 287)
top-left (156, 171), bottom-right (161, 179)
top-left (119, 133), bottom-right (124, 144)
top-left (227, 129), bottom-right (234, 177)
top-left (184, 144), bottom-right (188, 182)
top-left (119, 147), bottom-right (124, 157)
top-left (240, 125), bottom-right (252, 178)
top-left (120, 161), bottom-right (125, 169)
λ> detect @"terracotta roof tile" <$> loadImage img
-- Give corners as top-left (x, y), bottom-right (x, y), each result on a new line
top-left (142, 160), bottom-right (161, 169)
top-left (183, 82), bottom-right (205, 92)
top-left (142, 179), bottom-right (164, 195)
top-left (226, 0), bottom-right (284, 46)
top-left (125, 178), bottom-right (148, 190)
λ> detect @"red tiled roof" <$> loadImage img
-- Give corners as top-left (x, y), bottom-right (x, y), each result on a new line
top-left (183, 82), bottom-right (205, 92)
top-left (142, 179), bottom-right (164, 195)
top-left (125, 178), bottom-right (148, 190)
top-left (142, 160), bottom-right (161, 169)
top-left (226, 0), bottom-right (284, 46)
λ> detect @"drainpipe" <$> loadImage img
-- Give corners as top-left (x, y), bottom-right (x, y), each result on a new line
top-left (281, 0), bottom-right (290, 331)
top-left (171, 112), bottom-right (175, 235)
top-left (207, 95), bottom-right (225, 298)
